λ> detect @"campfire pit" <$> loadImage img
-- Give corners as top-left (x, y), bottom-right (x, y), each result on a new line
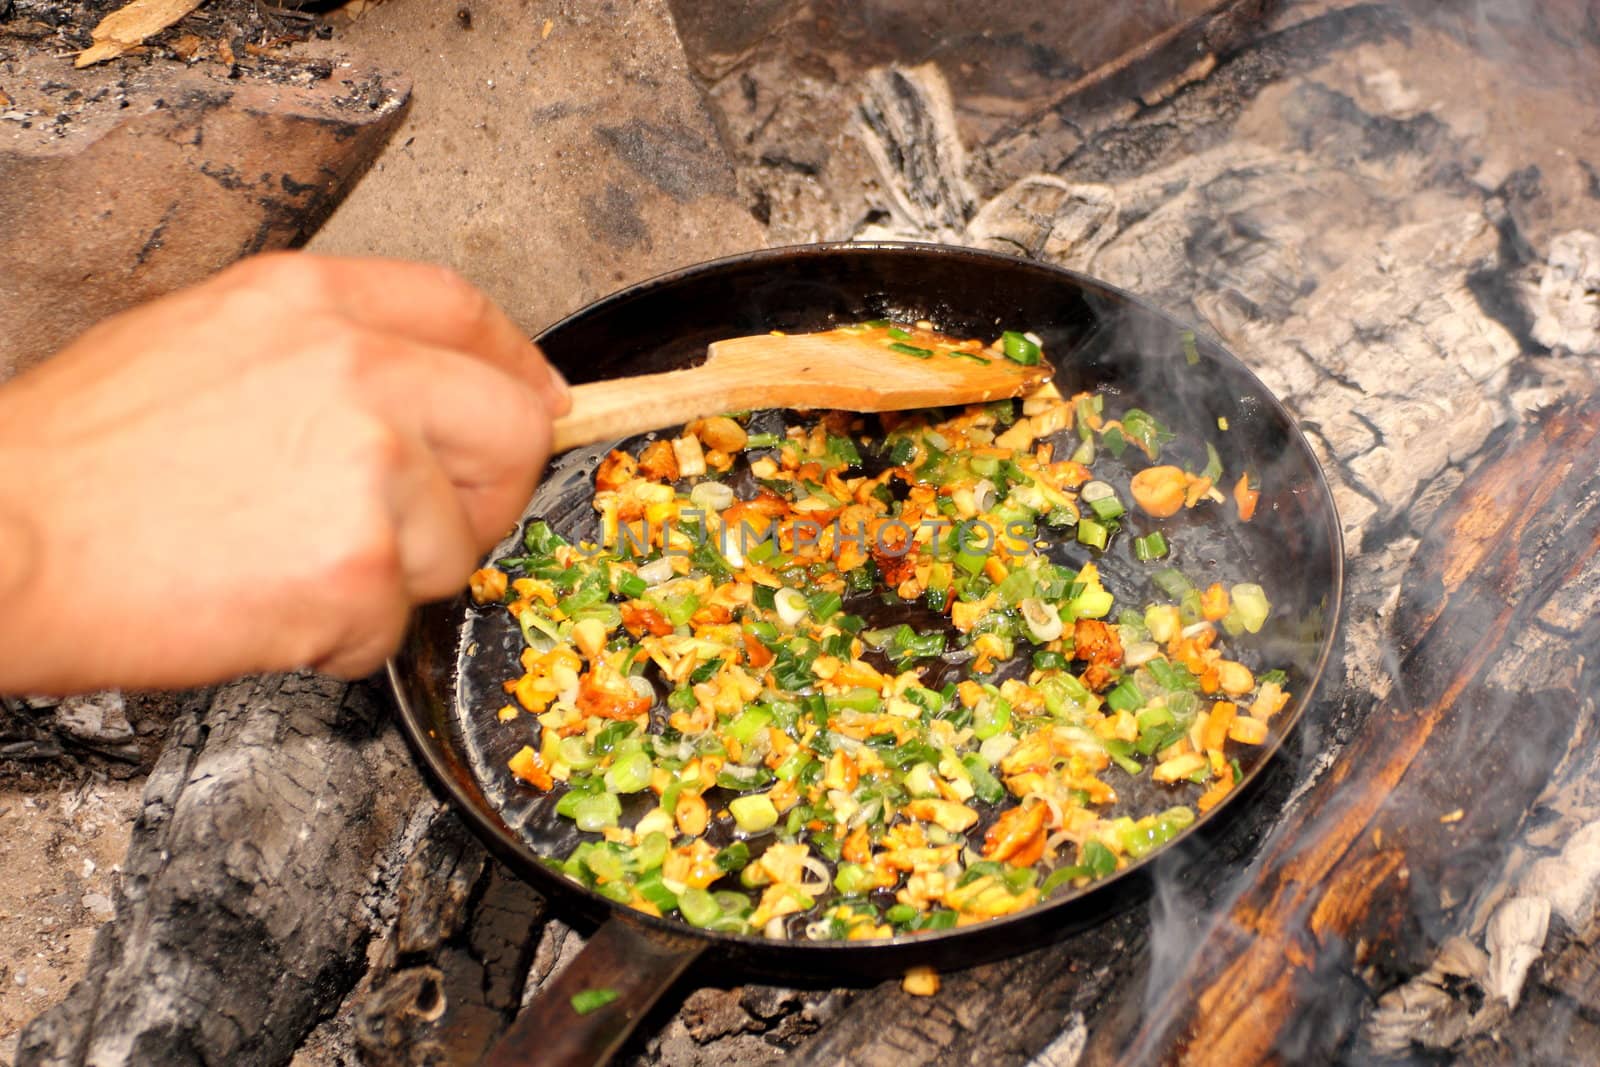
top-left (4, 1), bottom-right (1600, 1065)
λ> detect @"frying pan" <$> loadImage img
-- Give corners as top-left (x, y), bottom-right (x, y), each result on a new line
top-left (387, 243), bottom-right (1344, 1065)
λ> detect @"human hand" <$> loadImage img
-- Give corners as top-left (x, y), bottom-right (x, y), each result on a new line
top-left (0, 253), bottom-right (570, 694)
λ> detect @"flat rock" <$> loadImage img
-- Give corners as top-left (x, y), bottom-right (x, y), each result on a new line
top-left (0, 52), bottom-right (409, 378)
top-left (302, 0), bottom-right (765, 342)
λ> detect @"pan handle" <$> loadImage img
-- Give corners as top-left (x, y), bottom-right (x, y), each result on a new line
top-left (482, 916), bottom-right (705, 1067)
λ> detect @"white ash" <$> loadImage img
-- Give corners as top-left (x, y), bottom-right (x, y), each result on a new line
top-left (1026, 1013), bottom-right (1087, 1067)
top-left (1368, 936), bottom-right (1493, 1054)
top-left (1485, 896), bottom-right (1551, 1010)
top-left (1526, 230), bottom-right (1600, 356)
top-left (851, 63), bottom-right (973, 243)
top-left (53, 692), bottom-right (135, 746)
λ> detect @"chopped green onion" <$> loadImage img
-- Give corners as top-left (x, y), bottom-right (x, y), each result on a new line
top-left (1000, 330), bottom-right (1042, 365)
top-left (678, 887), bottom-right (720, 927)
top-left (888, 342), bottom-right (934, 358)
top-left (1106, 679), bottom-right (1144, 713)
top-left (1032, 650), bottom-right (1068, 671)
top-left (1134, 532), bottom-right (1169, 561)
top-left (603, 749), bottom-right (652, 794)
top-left (973, 698), bottom-right (1012, 741)
top-left (1120, 409), bottom-right (1175, 460)
top-left (571, 988), bottom-right (620, 1015)
top-left (1076, 518), bottom-right (1110, 551)
top-left (571, 792), bottom-right (621, 832)
top-left (729, 794), bottom-right (779, 833)
top-left (715, 841), bottom-right (751, 873)
top-left (809, 591), bottom-right (842, 621)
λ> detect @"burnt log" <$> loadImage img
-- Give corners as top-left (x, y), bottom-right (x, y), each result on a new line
top-left (1079, 402), bottom-right (1600, 1066)
top-left (14, 674), bottom-right (422, 1067)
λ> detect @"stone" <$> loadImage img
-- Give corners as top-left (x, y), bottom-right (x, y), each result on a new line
top-left (302, 0), bottom-right (765, 344)
top-left (0, 52), bottom-right (410, 378)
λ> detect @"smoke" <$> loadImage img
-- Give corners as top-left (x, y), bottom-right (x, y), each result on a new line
top-left (838, 3), bottom-right (1600, 1065)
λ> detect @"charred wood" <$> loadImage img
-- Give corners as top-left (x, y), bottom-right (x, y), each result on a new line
top-left (14, 675), bottom-right (419, 1067)
top-left (1081, 402), bottom-right (1600, 1067)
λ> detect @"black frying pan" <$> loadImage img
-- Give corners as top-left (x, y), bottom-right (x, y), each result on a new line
top-left (387, 243), bottom-right (1344, 1065)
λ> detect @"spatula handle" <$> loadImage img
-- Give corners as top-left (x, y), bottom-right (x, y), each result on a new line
top-left (551, 365), bottom-right (766, 454)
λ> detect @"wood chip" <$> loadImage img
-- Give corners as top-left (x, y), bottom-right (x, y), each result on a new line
top-left (170, 33), bottom-right (201, 60)
top-left (75, 0), bottom-right (208, 68)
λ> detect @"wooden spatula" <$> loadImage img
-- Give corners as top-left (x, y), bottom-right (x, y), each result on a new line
top-left (549, 323), bottom-right (1054, 453)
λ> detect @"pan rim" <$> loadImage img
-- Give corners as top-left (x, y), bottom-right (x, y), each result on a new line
top-left (387, 239), bottom-right (1346, 960)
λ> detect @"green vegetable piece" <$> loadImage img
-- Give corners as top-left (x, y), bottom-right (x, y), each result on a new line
top-left (1120, 409), bottom-right (1175, 460)
top-left (1229, 583), bottom-right (1271, 634)
top-left (1003, 866), bottom-right (1039, 894)
top-left (727, 705), bottom-right (775, 746)
top-left (833, 863), bottom-right (877, 896)
top-left (1100, 426), bottom-right (1128, 458)
top-left (889, 342), bottom-right (934, 358)
top-left (1082, 840), bottom-right (1117, 878)
top-left (1076, 518), bottom-right (1110, 551)
top-left (571, 791), bottom-right (622, 832)
top-left (962, 754), bottom-right (1006, 805)
top-left (973, 698), bottom-right (1012, 742)
top-left (603, 749), bottom-right (651, 795)
top-left (678, 887), bottom-right (721, 928)
top-left (1105, 679), bottom-right (1145, 713)
top-left (826, 687), bottom-right (881, 713)
top-left (1151, 568), bottom-right (1195, 600)
top-left (571, 988), bottom-right (620, 1015)
top-left (1183, 330), bottom-right (1201, 365)
top-left (558, 736), bottom-right (600, 771)
top-left (730, 794), bottom-right (779, 833)
top-left (1041, 865), bottom-right (1089, 898)
top-left (689, 657), bottom-right (725, 684)
top-left (1032, 650), bottom-right (1068, 671)
top-left (593, 720), bottom-right (639, 755)
top-left (1070, 585), bottom-right (1114, 619)
top-left (1102, 738), bottom-right (1143, 776)
top-left (1000, 330), bottom-right (1042, 365)
top-left (583, 844), bottom-right (626, 884)
top-left (632, 831), bottom-right (670, 872)
top-left (885, 903), bottom-right (918, 925)
top-left (1134, 532), bottom-right (1169, 561)
top-left (809, 591), bottom-right (843, 621)
top-left (715, 841), bottom-right (751, 873)
top-left (635, 869), bottom-right (678, 912)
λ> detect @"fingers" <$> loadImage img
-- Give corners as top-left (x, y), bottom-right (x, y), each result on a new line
top-left (224, 253), bottom-right (573, 418)
top-left (364, 338), bottom-right (554, 548)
